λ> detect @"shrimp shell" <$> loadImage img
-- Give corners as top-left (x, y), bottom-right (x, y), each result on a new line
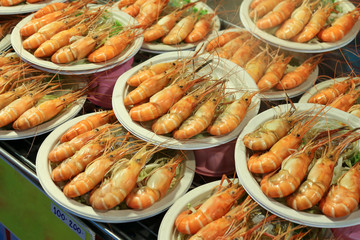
top-left (125, 154), bottom-right (183, 209)
top-left (207, 91), bottom-right (257, 136)
top-left (175, 178), bottom-right (244, 235)
top-left (256, 0), bottom-right (300, 30)
top-left (319, 162), bottom-right (360, 218)
top-left (318, 8), bottom-right (360, 42)
top-left (89, 144), bottom-right (158, 210)
top-left (307, 78), bottom-right (360, 105)
top-left (60, 110), bottom-right (116, 143)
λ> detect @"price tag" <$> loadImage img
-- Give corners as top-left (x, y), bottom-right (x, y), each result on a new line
top-left (51, 202), bottom-right (86, 240)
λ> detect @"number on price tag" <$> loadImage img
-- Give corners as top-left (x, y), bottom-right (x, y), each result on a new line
top-left (51, 202), bottom-right (86, 240)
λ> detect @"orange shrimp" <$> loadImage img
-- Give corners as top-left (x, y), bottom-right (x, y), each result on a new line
top-left (20, 3), bottom-right (83, 37)
top-left (175, 177), bottom-right (244, 235)
top-left (275, 0), bottom-right (317, 40)
top-left (189, 196), bottom-right (258, 240)
top-left (275, 55), bottom-right (322, 90)
top-left (48, 124), bottom-right (116, 162)
top-left (87, 28), bottom-right (139, 63)
top-left (136, 0), bottom-right (169, 28)
top-left (319, 161), bottom-right (360, 218)
top-left (286, 133), bottom-right (360, 211)
top-left (13, 88), bottom-right (87, 130)
top-left (32, 2), bottom-right (69, 19)
top-left (162, 13), bottom-right (198, 45)
top-left (242, 106), bottom-right (301, 151)
top-left (89, 144), bottom-right (159, 210)
top-left (215, 32), bottom-right (252, 59)
top-left (60, 110), bottom-right (116, 143)
top-left (250, 0), bottom-right (267, 9)
top-left (152, 83), bottom-right (215, 134)
top-left (230, 38), bottom-right (262, 67)
top-left (173, 85), bottom-right (225, 140)
top-left (184, 12), bottom-right (217, 43)
top-left (291, 4), bottom-right (334, 43)
top-left (0, 53), bottom-right (19, 67)
top-left (125, 154), bottom-right (184, 209)
top-left (0, 68), bottom-right (44, 95)
top-left (318, 8), bottom-right (360, 42)
top-left (247, 108), bottom-right (324, 174)
top-left (129, 76), bottom-right (204, 122)
top-left (329, 89), bottom-right (360, 112)
top-left (308, 78), bottom-right (360, 105)
top-left (124, 69), bottom-right (179, 106)
top-left (256, 0), bottom-right (300, 30)
top-left (51, 132), bottom-right (117, 182)
top-left (122, 0), bottom-right (148, 17)
top-left (249, 0), bottom-right (284, 19)
top-left (51, 29), bottom-right (109, 64)
top-left (117, 0), bottom-right (136, 9)
top-left (127, 60), bottom-right (184, 87)
top-left (0, 83), bottom-right (58, 128)
top-left (205, 30), bottom-right (243, 52)
top-left (207, 91), bottom-right (258, 136)
top-left (260, 139), bottom-right (328, 198)
top-left (0, 75), bottom-right (45, 111)
top-left (245, 51), bottom-right (270, 84)
top-left (349, 104), bottom-right (360, 118)
top-left (34, 21), bottom-right (90, 58)
top-left (144, 2), bottom-right (196, 42)
top-left (0, 0), bottom-right (23, 6)
top-left (22, 15), bottom-right (84, 50)
top-left (257, 55), bottom-right (292, 91)
top-left (63, 140), bottom-right (136, 198)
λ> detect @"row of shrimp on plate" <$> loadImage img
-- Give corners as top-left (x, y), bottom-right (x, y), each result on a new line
top-left (124, 53), bottom-right (258, 139)
top-left (118, 0), bottom-right (218, 45)
top-left (202, 28), bottom-right (322, 91)
top-left (307, 76), bottom-right (360, 116)
top-left (49, 110), bottom-right (186, 211)
top-left (20, 1), bottom-right (141, 64)
top-left (0, 51), bottom-right (87, 130)
top-left (243, 104), bottom-right (360, 218)
top-left (173, 175), bottom-right (333, 239)
top-left (250, 0), bottom-right (360, 42)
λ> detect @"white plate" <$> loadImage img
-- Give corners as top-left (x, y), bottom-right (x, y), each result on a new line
top-left (158, 179), bottom-right (225, 240)
top-left (11, 9), bottom-right (143, 75)
top-left (0, 34), bottom-right (11, 52)
top-left (235, 103), bottom-right (360, 228)
top-left (299, 77), bottom-right (350, 104)
top-left (240, 0), bottom-right (360, 53)
top-left (0, 81), bottom-right (86, 141)
top-left (195, 28), bottom-right (319, 101)
top-left (36, 113), bottom-right (196, 223)
top-left (0, 0), bottom-right (65, 15)
top-left (112, 51), bottom-right (261, 150)
top-left (140, 1), bottom-right (221, 53)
